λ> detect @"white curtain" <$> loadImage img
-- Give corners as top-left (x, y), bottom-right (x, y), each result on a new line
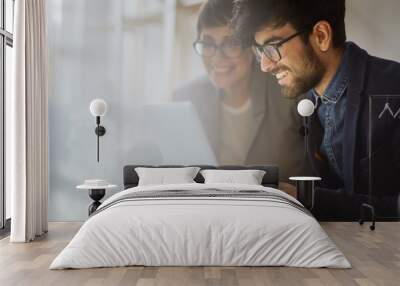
top-left (9, 0), bottom-right (49, 242)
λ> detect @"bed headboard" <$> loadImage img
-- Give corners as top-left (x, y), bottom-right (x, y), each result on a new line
top-left (123, 165), bottom-right (279, 189)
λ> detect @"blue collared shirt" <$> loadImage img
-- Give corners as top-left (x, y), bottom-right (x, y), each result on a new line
top-left (308, 44), bottom-right (350, 183)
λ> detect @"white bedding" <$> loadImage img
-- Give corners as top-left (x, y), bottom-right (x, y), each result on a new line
top-left (50, 183), bottom-right (351, 269)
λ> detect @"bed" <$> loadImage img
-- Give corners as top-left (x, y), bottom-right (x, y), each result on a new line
top-left (50, 165), bottom-right (350, 269)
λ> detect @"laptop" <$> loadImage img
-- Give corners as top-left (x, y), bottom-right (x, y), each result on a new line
top-left (132, 102), bottom-right (217, 165)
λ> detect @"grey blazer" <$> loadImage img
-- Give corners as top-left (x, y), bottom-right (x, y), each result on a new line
top-left (174, 67), bottom-right (308, 182)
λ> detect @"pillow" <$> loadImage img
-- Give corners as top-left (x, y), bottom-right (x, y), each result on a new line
top-left (135, 167), bottom-right (200, 186)
top-left (200, 169), bottom-right (266, 185)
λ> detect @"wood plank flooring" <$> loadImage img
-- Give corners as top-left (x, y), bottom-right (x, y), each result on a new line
top-left (0, 222), bottom-right (399, 286)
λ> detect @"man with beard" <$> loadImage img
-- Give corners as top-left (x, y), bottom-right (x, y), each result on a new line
top-left (232, 0), bottom-right (400, 220)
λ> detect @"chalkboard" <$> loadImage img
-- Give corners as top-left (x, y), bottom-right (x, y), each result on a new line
top-left (368, 95), bottom-right (400, 218)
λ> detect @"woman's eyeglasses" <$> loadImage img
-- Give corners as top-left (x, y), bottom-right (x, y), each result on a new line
top-left (193, 38), bottom-right (245, 58)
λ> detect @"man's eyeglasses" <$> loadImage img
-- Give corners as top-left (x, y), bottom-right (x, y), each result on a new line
top-left (193, 38), bottom-right (245, 58)
top-left (252, 29), bottom-right (308, 63)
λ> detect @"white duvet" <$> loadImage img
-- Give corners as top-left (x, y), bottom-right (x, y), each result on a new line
top-left (50, 183), bottom-right (351, 269)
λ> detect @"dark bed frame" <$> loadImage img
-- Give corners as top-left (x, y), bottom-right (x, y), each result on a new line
top-left (123, 165), bottom-right (279, 189)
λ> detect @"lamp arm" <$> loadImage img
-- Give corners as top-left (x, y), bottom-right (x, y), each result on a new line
top-left (299, 116), bottom-right (312, 176)
top-left (96, 116), bottom-right (100, 162)
top-left (304, 116), bottom-right (309, 157)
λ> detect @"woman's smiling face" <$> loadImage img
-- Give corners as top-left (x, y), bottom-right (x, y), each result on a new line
top-left (200, 25), bottom-right (254, 91)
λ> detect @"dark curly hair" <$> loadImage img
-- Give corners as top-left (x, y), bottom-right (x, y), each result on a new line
top-left (196, 0), bottom-right (235, 38)
top-left (232, 0), bottom-right (346, 47)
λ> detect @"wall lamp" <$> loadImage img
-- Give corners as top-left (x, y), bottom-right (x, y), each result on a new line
top-left (292, 99), bottom-right (321, 210)
top-left (89, 99), bottom-right (107, 162)
top-left (297, 99), bottom-right (315, 156)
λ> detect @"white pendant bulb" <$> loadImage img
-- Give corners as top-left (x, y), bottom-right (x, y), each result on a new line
top-left (90, 99), bottom-right (107, 117)
top-left (297, 99), bottom-right (315, 117)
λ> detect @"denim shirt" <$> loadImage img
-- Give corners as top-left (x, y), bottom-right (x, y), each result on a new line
top-left (308, 44), bottom-right (350, 183)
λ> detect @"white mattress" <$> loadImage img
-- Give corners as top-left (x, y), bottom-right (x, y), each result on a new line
top-left (50, 183), bottom-right (351, 269)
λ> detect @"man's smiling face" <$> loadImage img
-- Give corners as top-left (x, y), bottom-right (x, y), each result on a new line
top-left (254, 23), bottom-right (325, 98)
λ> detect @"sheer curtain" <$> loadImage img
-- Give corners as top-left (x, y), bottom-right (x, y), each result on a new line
top-left (9, 0), bottom-right (49, 242)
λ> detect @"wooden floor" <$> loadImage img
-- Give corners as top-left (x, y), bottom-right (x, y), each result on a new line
top-left (0, 222), bottom-right (399, 286)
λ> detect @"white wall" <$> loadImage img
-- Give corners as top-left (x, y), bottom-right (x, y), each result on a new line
top-left (346, 0), bottom-right (400, 62)
top-left (47, 0), bottom-right (190, 221)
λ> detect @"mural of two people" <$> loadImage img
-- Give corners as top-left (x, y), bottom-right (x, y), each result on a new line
top-left (174, 0), bottom-right (307, 185)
